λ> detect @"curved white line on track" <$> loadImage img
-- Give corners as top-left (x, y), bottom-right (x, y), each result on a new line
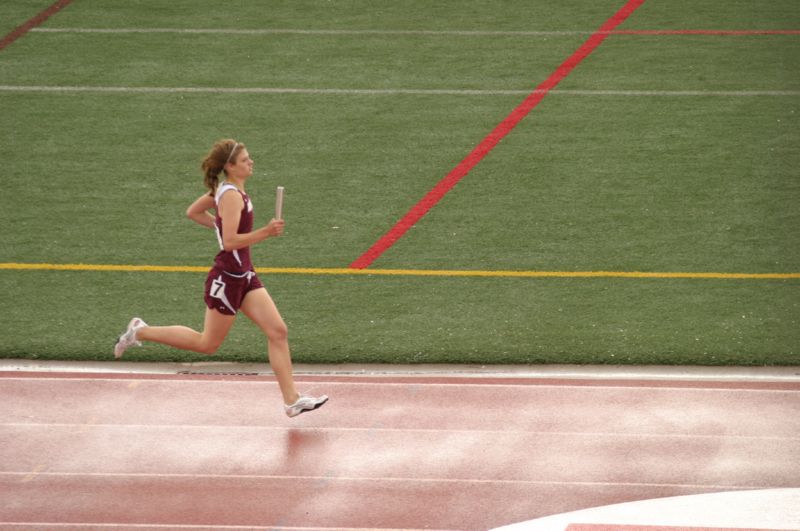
top-left (492, 488), bottom-right (800, 530)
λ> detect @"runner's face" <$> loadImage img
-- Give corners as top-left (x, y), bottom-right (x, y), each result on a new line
top-left (228, 149), bottom-right (254, 178)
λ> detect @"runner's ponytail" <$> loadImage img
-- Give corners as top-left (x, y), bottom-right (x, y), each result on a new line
top-left (201, 139), bottom-right (243, 195)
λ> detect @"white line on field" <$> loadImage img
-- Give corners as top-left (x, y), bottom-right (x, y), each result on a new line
top-left (30, 27), bottom-right (593, 37)
top-left (0, 85), bottom-right (797, 97)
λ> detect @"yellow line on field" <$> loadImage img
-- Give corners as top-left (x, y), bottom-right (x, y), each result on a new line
top-left (1, 262), bottom-right (798, 280)
top-left (0, 263), bottom-right (208, 273)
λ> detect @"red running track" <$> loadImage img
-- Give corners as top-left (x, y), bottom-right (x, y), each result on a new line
top-left (0, 370), bottom-right (798, 530)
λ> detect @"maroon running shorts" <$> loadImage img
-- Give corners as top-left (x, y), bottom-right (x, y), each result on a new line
top-left (204, 267), bottom-right (264, 315)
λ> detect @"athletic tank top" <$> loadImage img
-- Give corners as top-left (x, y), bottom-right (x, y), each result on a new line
top-left (213, 182), bottom-right (255, 274)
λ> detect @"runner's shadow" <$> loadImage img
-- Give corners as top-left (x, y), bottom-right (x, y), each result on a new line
top-left (283, 428), bottom-right (328, 461)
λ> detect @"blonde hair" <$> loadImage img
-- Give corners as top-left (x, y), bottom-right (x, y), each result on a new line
top-left (201, 139), bottom-right (244, 194)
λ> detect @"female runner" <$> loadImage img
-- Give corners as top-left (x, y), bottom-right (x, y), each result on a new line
top-left (114, 139), bottom-right (327, 418)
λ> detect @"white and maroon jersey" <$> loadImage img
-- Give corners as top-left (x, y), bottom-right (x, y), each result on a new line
top-left (213, 182), bottom-right (255, 274)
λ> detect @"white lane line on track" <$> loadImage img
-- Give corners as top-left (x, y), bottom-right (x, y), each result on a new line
top-left (0, 470), bottom-right (771, 490)
top-left (4, 422), bottom-right (798, 440)
top-left (0, 85), bottom-right (798, 97)
top-left (2, 375), bottom-right (798, 392)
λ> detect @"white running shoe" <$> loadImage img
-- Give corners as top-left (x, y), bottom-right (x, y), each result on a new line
top-left (113, 317), bottom-right (147, 358)
top-left (284, 394), bottom-right (328, 418)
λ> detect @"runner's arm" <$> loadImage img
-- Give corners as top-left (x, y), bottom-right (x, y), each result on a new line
top-left (186, 193), bottom-right (216, 229)
top-left (218, 190), bottom-right (284, 251)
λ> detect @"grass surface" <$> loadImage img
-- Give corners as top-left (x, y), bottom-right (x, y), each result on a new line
top-left (2, 271), bottom-right (796, 365)
top-left (0, 0), bottom-right (798, 365)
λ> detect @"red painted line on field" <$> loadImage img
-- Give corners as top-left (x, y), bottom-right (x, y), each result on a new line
top-left (349, 0), bottom-right (646, 269)
top-left (0, 0), bottom-right (73, 51)
top-left (611, 29), bottom-right (800, 35)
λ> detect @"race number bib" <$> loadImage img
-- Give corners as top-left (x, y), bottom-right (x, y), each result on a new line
top-left (210, 278), bottom-right (227, 299)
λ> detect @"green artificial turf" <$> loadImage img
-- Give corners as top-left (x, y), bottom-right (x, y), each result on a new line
top-left (1, 0), bottom-right (798, 365)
